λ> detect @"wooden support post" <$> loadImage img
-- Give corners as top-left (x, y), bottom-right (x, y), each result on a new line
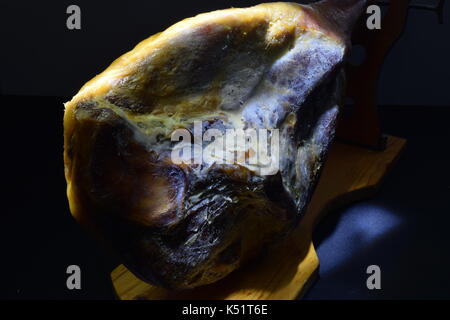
top-left (337, 0), bottom-right (409, 149)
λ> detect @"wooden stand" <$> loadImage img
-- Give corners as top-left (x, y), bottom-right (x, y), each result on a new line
top-left (111, 135), bottom-right (406, 300)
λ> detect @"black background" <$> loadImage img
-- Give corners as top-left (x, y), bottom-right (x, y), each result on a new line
top-left (1, 1), bottom-right (449, 300)
top-left (1, 0), bottom-right (450, 105)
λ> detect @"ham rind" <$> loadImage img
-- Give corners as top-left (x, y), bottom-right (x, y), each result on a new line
top-left (64, 1), bottom-right (367, 288)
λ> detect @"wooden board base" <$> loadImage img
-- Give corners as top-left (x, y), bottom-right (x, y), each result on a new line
top-left (111, 135), bottom-right (406, 300)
